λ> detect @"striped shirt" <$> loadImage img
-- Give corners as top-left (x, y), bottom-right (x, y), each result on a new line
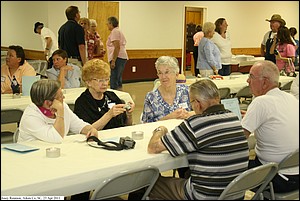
top-left (162, 104), bottom-right (249, 200)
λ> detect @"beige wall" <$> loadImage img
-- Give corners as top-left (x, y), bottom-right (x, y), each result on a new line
top-left (1, 1), bottom-right (299, 51)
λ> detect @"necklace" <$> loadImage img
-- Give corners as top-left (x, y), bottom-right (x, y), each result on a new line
top-left (97, 95), bottom-right (109, 112)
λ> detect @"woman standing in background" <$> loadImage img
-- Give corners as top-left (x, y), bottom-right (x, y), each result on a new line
top-left (211, 18), bottom-right (232, 76)
top-left (89, 19), bottom-right (106, 59)
top-left (192, 25), bottom-right (204, 77)
top-left (106, 16), bottom-right (128, 90)
top-left (197, 22), bottom-right (221, 77)
top-left (289, 27), bottom-right (299, 67)
top-left (79, 17), bottom-right (104, 61)
top-left (270, 26), bottom-right (296, 75)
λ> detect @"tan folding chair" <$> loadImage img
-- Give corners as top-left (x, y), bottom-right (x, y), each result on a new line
top-left (234, 85), bottom-right (253, 110)
top-left (218, 87), bottom-right (231, 99)
top-left (218, 162), bottom-right (278, 200)
top-left (280, 80), bottom-right (293, 93)
top-left (1, 109), bottom-right (23, 143)
top-left (263, 149), bottom-right (299, 200)
top-left (90, 165), bottom-right (159, 200)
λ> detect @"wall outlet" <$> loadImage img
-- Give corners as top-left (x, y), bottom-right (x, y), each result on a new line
top-left (132, 66), bottom-right (136, 73)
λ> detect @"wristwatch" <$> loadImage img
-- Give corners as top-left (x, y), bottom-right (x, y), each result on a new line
top-left (153, 127), bottom-right (163, 134)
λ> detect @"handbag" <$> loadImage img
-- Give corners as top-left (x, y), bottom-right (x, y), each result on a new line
top-left (283, 58), bottom-right (297, 77)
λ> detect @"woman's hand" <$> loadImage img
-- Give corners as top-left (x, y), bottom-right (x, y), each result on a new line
top-left (125, 101), bottom-right (135, 115)
top-left (170, 108), bottom-right (190, 119)
top-left (108, 104), bottom-right (126, 118)
top-left (110, 60), bottom-right (116, 69)
top-left (50, 99), bottom-right (64, 114)
top-left (86, 126), bottom-right (98, 138)
top-left (61, 65), bottom-right (74, 72)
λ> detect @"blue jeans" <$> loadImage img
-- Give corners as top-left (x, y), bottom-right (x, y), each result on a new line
top-left (110, 58), bottom-right (127, 90)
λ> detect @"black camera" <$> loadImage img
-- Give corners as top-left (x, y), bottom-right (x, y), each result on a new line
top-left (119, 136), bottom-right (136, 149)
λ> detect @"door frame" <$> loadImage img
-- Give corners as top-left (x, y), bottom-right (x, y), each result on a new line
top-left (88, 1), bottom-right (119, 63)
top-left (181, 5), bottom-right (207, 74)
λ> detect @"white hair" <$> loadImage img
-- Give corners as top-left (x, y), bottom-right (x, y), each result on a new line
top-left (89, 19), bottom-right (97, 26)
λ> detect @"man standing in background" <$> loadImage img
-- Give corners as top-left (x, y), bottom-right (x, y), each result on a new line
top-left (58, 5), bottom-right (86, 67)
top-left (34, 22), bottom-right (58, 68)
top-left (260, 14), bottom-right (286, 64)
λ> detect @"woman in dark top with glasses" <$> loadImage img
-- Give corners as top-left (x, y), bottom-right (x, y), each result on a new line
top-left (74, 59), bottom-right (135, 130)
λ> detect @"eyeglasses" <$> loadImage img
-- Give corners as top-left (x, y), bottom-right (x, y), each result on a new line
top-left (248, 74), bottom-right (267, 80)
top-left (92, 78), bottom-right (110, 83)
top-left (157, 71), bottom-right (175, 76)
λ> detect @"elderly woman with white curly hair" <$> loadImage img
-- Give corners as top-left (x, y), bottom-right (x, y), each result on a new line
top-left (142, 56), bottom-right (194, 124)
top-left (141, 55), bottom-right (195, 179)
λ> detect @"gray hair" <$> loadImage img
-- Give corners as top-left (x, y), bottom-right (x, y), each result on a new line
top-left (30, 79), bottom-right (61, 106)
top-left (253, 60), bottom-right (279, 86)
top-left (89, 19), bottom-right (97, 26)
top-left (202, 22), bottom-right (215, 35)
top-left (189, 79), bottom-right (220, 102)
top-left (155, 56), bottom-right (180, 73)
top-left (107, 16), bottom-right (119, 27)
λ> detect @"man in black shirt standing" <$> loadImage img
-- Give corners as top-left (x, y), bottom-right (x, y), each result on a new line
top-left (58, 6), bottom-right (86, 67)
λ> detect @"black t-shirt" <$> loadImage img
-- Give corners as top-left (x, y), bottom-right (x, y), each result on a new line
top-left (74, 89), bottom-right (127, 130)
top-left (58, 20), bottom-right (85, 59)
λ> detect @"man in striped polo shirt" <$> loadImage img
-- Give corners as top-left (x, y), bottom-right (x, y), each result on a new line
top-left (148, 79), bottom-right (249, 200)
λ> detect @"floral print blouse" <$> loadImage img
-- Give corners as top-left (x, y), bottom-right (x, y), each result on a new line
top-left (142, 84), bottom-right (192, 123)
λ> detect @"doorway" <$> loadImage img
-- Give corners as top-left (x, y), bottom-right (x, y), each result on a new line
top-left (88, 1), bottom-right (119, 63)
top-left (182, 6), bottom-right (206, 75)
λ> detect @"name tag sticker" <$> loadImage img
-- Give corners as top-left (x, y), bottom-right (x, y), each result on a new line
top-left (108, 102), bottom-right (115, 109)
top-left (179, 102), bottom-right (188, 109)
top-left (88, 40), bottom-right (95, 44)
top-left (1, 76), bottom-right (6, 82)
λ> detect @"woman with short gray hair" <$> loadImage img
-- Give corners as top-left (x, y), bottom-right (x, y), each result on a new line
top-left (155, 56), bottom-right (180, 74)
top-left (142, 55), bottom-right (193, 123)
top-left (197, 22), bottom-right (222, 77)
top-left (106, 16), bottom-right (128, 90)
top-left (89, 19), bottom-right (105, 59)
top-left (142, 55), bottom-right (195, 178)
top-left (18, 79), bottom-right (98, 143)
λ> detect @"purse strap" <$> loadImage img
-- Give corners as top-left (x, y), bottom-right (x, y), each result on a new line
top-left (86, 136), bottom-right (125, 151)
top-left (288, 58), bottom-right (295, 70)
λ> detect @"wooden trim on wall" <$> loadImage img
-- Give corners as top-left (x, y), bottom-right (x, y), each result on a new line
top-left (2, 46), bottom-right (261, 60)
top-left (232, 48), bottom-right (261, 57)
top-left (2, 46), bottom-right (45, 60)
top-left (127, 49), bottom-right (182, 59)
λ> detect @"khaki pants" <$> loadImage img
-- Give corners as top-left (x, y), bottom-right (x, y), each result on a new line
top-left (149, 175), bottom-right (187, 200)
